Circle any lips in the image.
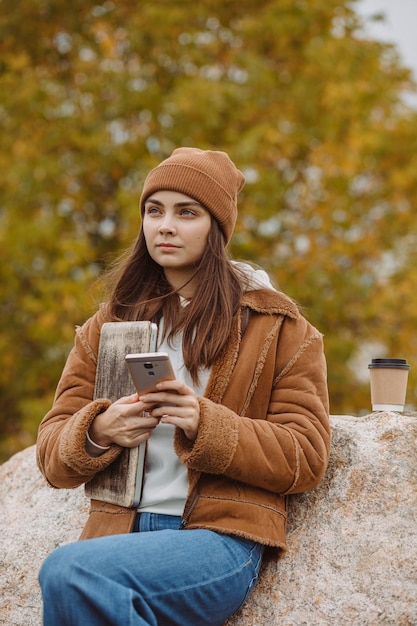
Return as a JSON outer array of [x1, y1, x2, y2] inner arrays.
[[157, 243, 179, 249]]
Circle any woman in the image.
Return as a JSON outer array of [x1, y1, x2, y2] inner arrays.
[[37, 147, 330, 626]]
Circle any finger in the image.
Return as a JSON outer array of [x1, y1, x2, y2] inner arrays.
[[155, 379, 194, 395], [159, 414, 199, 441], [122, 415, 160, 432], [140, 385, 194, 404], [140, 393, 180, 411], [113, 393, 139, 406], [112, 398, 149, 419]]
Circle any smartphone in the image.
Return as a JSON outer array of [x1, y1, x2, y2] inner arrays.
[[125, 352, 176, 396]]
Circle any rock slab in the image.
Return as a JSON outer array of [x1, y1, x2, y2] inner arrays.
[[1, 412, 416, 625]]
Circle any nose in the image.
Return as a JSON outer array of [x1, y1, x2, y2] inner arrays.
[[159, 217, 176, 235]]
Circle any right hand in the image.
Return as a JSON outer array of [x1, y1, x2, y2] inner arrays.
[[88, 393, 160, 448]]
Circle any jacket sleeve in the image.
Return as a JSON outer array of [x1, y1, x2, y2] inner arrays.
[[36, 311, 122, 489], [174, 314, 330, 496]]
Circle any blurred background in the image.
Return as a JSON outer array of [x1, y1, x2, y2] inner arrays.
[[2, 0, 417, 463]]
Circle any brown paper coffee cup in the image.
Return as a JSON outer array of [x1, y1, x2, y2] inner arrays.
[[368, 358, 410, 412]]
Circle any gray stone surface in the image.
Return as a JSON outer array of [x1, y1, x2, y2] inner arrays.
[[1, 412, 416, 625]]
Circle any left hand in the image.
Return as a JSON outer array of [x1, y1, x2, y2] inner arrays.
[[139, 379, 200, 441]]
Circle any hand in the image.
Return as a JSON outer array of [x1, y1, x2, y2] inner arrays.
[[140, 380, 201, 441], [89, 393, 160, 448]]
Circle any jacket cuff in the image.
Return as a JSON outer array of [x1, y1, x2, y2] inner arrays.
[[59, 399, 122, 475], [174, 397, 239, 473]]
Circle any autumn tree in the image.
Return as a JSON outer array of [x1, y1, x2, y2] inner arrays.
[[1, 0, 417, 460]]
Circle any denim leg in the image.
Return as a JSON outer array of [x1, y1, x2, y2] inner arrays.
[[132, 512, 183, 532], [39, 516, 264, 626]]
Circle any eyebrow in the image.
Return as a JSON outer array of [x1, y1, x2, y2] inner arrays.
[[145, 197, 204, 209]]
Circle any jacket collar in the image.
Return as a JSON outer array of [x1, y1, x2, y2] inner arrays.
[[241, 289, 300, 319]]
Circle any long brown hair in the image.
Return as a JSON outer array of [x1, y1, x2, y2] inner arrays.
[[103, 219, 245, 383]]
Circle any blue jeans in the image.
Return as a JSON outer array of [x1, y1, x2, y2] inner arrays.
[[39, 513, 264, 626]]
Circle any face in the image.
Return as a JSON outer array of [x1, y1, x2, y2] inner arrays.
[[142, 190, 212, 292]]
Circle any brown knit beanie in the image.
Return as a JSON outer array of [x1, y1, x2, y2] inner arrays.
[[140, 147, 245, 244]]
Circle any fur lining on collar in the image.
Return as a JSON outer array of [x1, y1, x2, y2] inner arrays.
[[241, 289, 300, 319]]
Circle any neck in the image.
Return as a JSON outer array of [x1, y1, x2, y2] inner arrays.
[[163, 269, 197, 299]]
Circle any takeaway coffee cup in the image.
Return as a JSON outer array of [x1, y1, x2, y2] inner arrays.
[[368, 358, 410, 412]]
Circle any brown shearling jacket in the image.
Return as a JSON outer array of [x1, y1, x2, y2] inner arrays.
[[36, 288, 330, 550]]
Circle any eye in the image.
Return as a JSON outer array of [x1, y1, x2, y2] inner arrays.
[[179, 208, 197, 217], [145, 205, 162, 215]]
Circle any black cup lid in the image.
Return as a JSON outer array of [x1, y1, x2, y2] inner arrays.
[[368, 358, 410, 370]]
